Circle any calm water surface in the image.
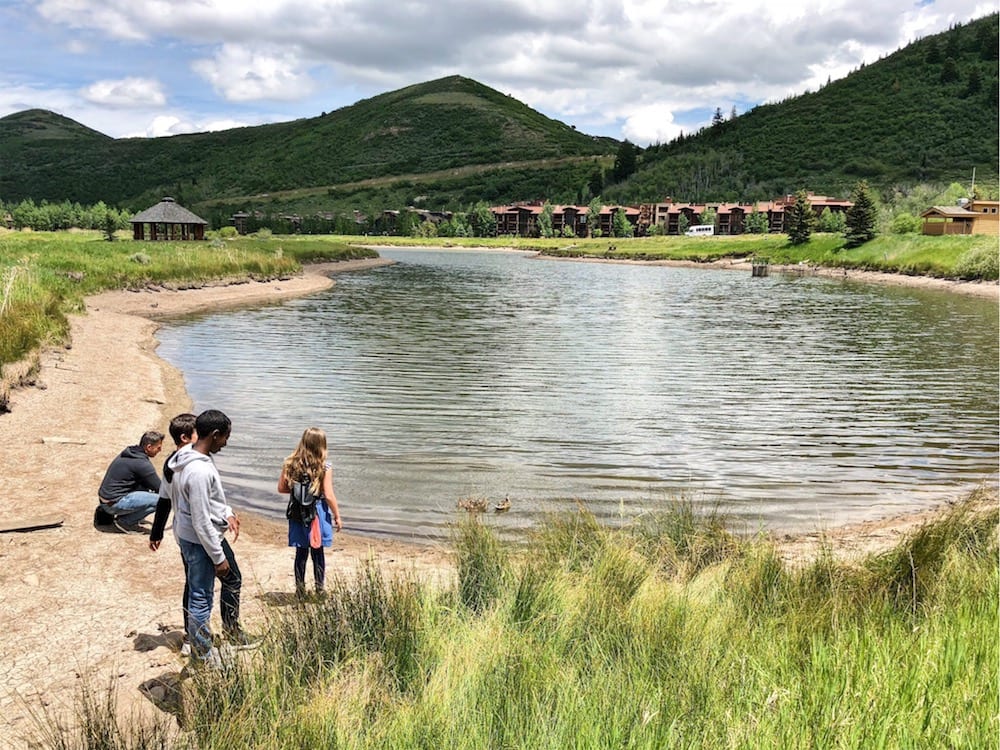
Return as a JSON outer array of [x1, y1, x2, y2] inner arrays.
[[155, 249, 999, 543]]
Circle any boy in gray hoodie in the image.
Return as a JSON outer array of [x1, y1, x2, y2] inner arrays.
[[166, 409, 251, 662]]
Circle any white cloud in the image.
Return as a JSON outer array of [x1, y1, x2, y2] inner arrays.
[[192, 44, 315, 102], [622, 104, 684, 146], [81, 77, 166, 108]]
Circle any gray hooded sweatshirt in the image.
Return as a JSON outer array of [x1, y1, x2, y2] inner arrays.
[[166, 445, 234, 565]]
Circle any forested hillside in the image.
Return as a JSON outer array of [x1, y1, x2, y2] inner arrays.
[[605, 13, 999, 204], [0, 76, 615, 212]]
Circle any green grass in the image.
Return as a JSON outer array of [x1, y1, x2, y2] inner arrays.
[[0, 230, 378, 370], [349, 231, 999, 280], [34, 491, 996, 748]]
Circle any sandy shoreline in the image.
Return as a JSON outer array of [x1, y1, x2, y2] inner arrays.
[[0, 252, 995, 744]]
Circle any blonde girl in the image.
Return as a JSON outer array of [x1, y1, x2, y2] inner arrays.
[[278, 427, 342, 597]]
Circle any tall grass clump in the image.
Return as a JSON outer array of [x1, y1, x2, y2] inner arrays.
[[630, 499, 741, 577], [453, 513, 510, 613], [528, 504, 605, 572], [269, 561, 426, 693], [0, 261, 68, 366], [863, 490, 999, 614]]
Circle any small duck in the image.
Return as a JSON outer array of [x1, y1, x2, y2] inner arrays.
[[457, 495, 489, 513], [493, 495, 511, 514]]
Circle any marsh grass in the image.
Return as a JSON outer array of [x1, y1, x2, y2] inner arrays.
[[38, 494, 997, 748], [0, 231, 377, 369]]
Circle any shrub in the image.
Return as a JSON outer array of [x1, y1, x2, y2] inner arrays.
[[890, 212, 922, 234], [953, 243, 999, 280]]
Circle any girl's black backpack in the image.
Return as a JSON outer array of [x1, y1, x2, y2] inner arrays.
[[286, 474, 319, 524]]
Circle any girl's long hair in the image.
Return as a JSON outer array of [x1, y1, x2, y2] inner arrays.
[[282, 427, 327, 495]]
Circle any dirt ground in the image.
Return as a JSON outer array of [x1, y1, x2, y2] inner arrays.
[[0, 255, 995, 746]]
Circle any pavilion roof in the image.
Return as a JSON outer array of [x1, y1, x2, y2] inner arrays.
[[131, 197, 208, 225]]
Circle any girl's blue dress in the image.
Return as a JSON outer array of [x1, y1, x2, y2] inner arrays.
[[287, 463, 334, 548]]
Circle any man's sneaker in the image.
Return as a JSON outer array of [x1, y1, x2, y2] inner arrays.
[[180, 646, 226, 677], [113, 519, 147, 535], [224, 628, 261, 651]]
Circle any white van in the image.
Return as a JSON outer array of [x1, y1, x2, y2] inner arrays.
[[685, 224, 715, 237]]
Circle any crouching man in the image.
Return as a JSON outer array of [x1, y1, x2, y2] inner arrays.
[[96, 431, 163, 533]]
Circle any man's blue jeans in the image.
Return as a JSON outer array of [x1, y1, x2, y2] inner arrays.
[[105, 490, 159, 526], [178, 541, 242, 639], [177, 537, 242, 657]]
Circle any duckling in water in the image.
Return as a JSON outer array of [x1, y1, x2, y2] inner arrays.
[[493, 495, 511, 513], [457, 495, 489, 513]]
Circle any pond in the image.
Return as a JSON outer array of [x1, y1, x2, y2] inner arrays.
[[155, 249, 999, 543]]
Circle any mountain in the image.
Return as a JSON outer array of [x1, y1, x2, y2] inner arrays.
[[1, 15, 997, 218], [0, 109, 110, 143], [0, 76, 617, 212], [606, 13, 999, 204]]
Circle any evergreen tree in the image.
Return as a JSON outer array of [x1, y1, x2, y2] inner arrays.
[[611, 207, 633, 238], [537, 202, 554, 238], [586, 197, 602, 238], [469, 202, 496, 237], [786, 190, 815, 245], [612, 141, 637, 182], [844, 180, 878, 247], [940, 57, 960, 83], [711, 107, 725, 128], [102, 210, 119, 241], [925, 39, 942, 64], [588, 168, 604, 197], [963, 67, 982, 96], [746, 208, 768, 234], [977, 23, 999, 60]]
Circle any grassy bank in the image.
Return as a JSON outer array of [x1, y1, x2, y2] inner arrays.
[[0, 230, 377, 372], [351, 232, 1000, 281], [37, 491, 997, 748]]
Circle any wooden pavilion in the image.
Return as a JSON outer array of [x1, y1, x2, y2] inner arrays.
[[130, 197, 208, 241]]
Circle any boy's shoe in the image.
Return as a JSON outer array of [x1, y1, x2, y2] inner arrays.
[[224, 628, 261, 651], [180, 646, 225, 678], [113, 519, 147, 535]]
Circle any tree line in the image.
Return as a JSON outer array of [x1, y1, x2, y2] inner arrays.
[[1, 198, 132, 235]]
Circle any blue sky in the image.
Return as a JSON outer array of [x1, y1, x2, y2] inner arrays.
[[0, 0, 994, 145]]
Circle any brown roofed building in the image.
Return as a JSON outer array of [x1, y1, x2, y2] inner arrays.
[[920, 201, 1000, 236], [130, 197, 209, 241]]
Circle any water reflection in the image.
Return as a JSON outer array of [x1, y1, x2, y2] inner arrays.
[[155, 249, 999, 542]]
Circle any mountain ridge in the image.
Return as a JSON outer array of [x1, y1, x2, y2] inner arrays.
[[1, 15, 997, 217]]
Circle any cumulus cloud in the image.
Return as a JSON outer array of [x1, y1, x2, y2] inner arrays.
[[622, 104, 684, 146], [192, 44, 315, 101], [81, 77, 166, 108]]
